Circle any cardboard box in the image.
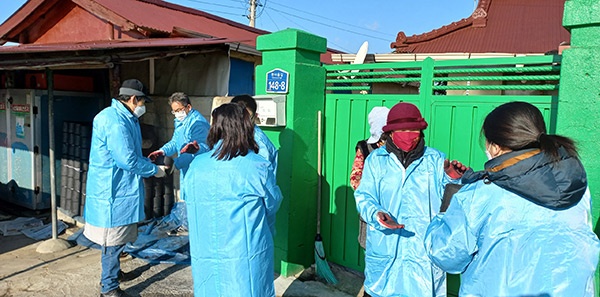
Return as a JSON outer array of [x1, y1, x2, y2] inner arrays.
[[26, 73, 94, 92]]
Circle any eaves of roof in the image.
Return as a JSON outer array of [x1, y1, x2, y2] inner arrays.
[[0, 37, 241, 53], [0, 37, 242, 70]]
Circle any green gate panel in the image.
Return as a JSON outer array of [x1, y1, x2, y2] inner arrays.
[[322, 93, 556, 273], [323, 94, 423, 271], [258, 28, 573, 293], [323, 56, 559, 296], [428, 96, 556, 170]]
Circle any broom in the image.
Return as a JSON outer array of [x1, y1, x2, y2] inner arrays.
[[314, 110, 338, 284]]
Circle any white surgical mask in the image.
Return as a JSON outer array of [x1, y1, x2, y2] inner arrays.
[[133, 105, 146, 118], [174, 110, 187, 122], [485, 150, 493, 160]]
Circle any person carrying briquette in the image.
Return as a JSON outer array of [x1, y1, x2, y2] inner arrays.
[[83, 79, 169, 297], [147, 92, 210, 188], [424, 101, 600, 296], [147, 92, 210, 235], [354, 102, 467, 297]]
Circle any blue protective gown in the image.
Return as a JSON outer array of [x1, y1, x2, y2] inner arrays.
[[425, 149, 600, 296], [159, 108, 209, 178], [254, 125, 278, 175], [183, 143, 283, 297], [85, 99, 157, 228], [354, 146, 455, 297]]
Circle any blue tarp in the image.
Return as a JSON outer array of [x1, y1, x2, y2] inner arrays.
[[69, 202, 190, 265], [22, 220, 68, 240]]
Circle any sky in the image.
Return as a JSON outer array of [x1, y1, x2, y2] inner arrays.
[[0, 0, 476, 54]]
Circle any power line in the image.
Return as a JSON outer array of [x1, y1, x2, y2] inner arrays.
[[182, 0, 247, 19], [256, 0, 266, 19], [179, 0, 391, 50], [196, 8, 246, 17], [266, 6, 391, 42], [183, 0, 393, 41], [264, 10, 280, 31], [264, 8, 352, 52], [185, 0, 247, 11], [268, 2, 395, 39]]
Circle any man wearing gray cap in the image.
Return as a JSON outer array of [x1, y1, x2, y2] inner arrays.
[[83, 79, 168, 297]]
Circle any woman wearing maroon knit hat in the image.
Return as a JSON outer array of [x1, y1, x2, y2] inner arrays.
[[354, 102, 467, 297]]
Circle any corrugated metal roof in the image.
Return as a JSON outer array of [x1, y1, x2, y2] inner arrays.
[[94, 0, 267, 47], [0, 0, 266, 47], [0, 37, 240, 53], [391, 0, 569, 54], [0, 0, 342, 64], [0, 37, 241, 69]]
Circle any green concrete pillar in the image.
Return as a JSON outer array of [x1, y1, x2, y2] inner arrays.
[[560, 0, 600, 293], [255, 29, 327, 276]]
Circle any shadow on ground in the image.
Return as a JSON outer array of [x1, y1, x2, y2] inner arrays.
[[279, 263, 365, 297], [0, 198, 52, 254]]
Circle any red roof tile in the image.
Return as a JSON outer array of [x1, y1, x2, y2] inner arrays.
[[391, 0, 570, 54]]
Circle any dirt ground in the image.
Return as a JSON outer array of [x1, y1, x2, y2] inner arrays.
[[0, 230, 194, 297], [0, 201, 364, 297]]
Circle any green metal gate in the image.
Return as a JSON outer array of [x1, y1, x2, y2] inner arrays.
[[321, 55, 561, 293]]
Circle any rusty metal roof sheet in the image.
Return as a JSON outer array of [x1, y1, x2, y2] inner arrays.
[[0, 0, 342, 64], [94, 0, 267, 46], [0, 0, 267, 47], [391, 0, 569, 54]]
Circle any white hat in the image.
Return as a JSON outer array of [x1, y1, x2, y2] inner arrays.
[[366, 106, 390, 144]]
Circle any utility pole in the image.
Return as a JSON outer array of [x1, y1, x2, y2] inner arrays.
[[249, 0, 256, 27]]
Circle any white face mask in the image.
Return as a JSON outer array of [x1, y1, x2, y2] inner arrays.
[[133, 105, 146, 118], [174, 110, 187, 122], [485, 150, 493, 160]]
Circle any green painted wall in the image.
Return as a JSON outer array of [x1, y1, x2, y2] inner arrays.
[[561, 0, 600, 294], [255, 29, 327, 276]]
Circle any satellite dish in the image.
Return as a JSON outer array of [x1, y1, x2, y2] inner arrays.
[[339, 41, 368, 79], [352, 41, 369, 65]]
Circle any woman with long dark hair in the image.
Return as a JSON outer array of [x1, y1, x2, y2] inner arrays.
[[183, 103, 283, 297], [425, 101, 600, 296]]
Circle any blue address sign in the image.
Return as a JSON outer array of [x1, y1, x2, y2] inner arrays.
[[266, 68, 289, 94]]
